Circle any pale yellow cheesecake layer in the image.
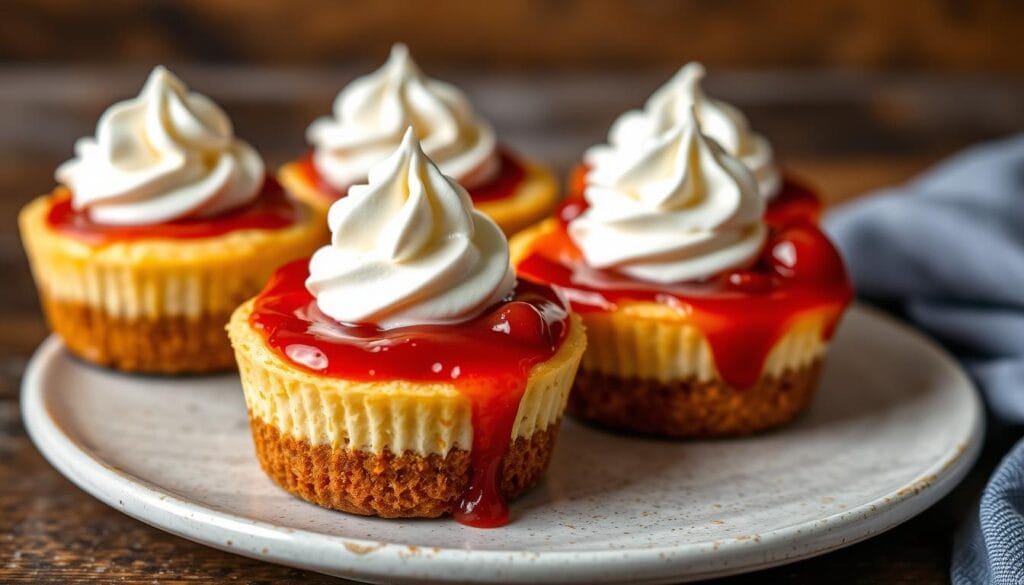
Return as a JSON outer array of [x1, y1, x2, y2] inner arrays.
[[228, 300, 586, 456], [19, 191, 327, 319], [578, 304, 828, 383], [278, 157, 561, 236], [511, 219, 831, 384]]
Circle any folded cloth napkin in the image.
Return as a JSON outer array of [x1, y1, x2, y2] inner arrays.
[[824, 134, 1024, 585]]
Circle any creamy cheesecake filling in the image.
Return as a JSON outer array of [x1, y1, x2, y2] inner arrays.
[[579, 305, 830, 383], [230, 303, 585, 456]]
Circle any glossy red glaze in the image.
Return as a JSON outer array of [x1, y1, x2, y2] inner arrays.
[[250, 260, 571, 528], [46, 177, 302, 245], [466, 150, 527, 202], [520, 170, 851, 389], [297, 148, 527, 204]]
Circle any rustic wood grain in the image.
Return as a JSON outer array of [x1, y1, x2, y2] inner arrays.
[[5, 0, 1024, 71], [2, 66, 1023, 583]]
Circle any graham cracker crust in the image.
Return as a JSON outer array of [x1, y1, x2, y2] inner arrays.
[[568, 360, 823, 438], [40, 293, 235, 374], [249, 416, 560, 519]]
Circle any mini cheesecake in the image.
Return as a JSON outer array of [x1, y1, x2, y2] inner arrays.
[[229, 262, 584, 522], [278, 44, 559, 236], [18, 67, 325, 373], [512, 103, 850, 438], [512, 218, 848, 437], [231, 130, 584, 526], [21, 181, 324, 373]]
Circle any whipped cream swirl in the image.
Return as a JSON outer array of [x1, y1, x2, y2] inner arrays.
[[306, 128, 515, 329], [569, 109, 767, 284], [56, 66, 265, 225], [586, 62, 780, 199], [307, 44, 499, 192]]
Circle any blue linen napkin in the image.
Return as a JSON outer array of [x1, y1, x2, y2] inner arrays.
[[823, 134, 1024, 585]]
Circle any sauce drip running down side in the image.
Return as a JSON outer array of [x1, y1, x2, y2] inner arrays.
[[298, 149, 527, 204], [250, 260, 571, 528], [46, 177, 302, 245], [518, 170, 849, 389]]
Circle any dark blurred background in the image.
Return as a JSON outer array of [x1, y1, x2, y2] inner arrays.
[[6, 0, 1024, 70], [4, 0, 1023, 193]]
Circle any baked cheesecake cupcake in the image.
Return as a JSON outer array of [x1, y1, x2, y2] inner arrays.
[[568, 62, 822, 227], [511, 109, 850, 438], [279, 44, 560, 236], [229, 129, 585, 526], [19, 66, 326, 373]]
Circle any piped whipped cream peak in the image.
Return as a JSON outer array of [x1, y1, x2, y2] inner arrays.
[[306, 128, 515, 329], [307, 43, 499, 192], [569, 108, 767, 284], [586, 62, 780, 199], [56, 66, 265, 226]]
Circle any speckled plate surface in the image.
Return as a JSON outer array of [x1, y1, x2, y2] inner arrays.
[[22, 304, 983, 584]]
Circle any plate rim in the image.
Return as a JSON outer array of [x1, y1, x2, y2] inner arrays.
[[21, 304, 985, 584]]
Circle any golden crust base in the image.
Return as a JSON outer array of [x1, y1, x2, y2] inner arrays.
[[41, 292, 235, 373], [250, 416, 560, 518], [568, 361, 823, 438]]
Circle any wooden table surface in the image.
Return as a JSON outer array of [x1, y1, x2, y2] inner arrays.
[[2, 66, 1022, 584]]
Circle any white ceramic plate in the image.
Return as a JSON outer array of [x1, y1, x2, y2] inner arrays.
[[22, 304, 983, 585]]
